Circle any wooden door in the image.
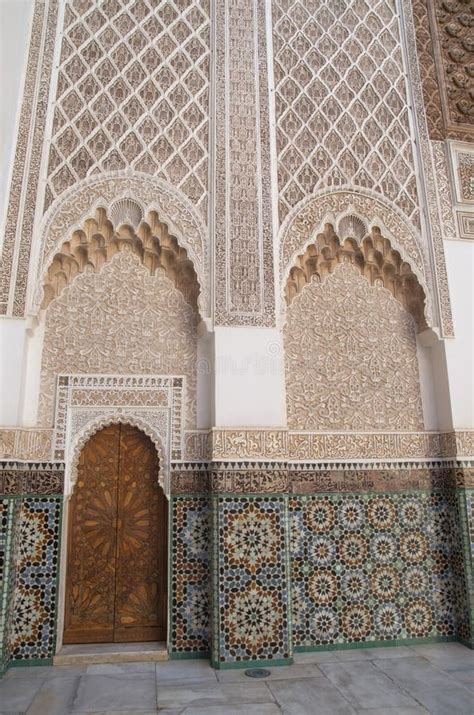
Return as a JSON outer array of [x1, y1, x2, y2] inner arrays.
[[63, 424, 167, 644]]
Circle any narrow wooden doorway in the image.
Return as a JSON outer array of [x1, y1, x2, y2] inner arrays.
[[63, 424, 167, 644]]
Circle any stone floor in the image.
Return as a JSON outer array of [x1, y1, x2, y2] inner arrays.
[[0, 642, 473, 714]]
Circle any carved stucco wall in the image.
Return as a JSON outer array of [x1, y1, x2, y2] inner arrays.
[[412, 0, 473, 141], [272, 0, 421, 225], [284, 262, 424, 432], [38, 251, 198, 428], [46, 0, 210, 216]]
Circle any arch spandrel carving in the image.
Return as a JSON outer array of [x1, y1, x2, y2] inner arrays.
[[285, 224, 428, 332], [284, 262, 424, 433], [278, 189, 434, 328], [38, 252, 198, 430], [41, 206, 201, 312], [31, 172, 210, 317]]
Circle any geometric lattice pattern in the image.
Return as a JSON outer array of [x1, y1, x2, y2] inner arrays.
[[290, 492, 469, 648], [170, 497, 210, 653], [0, 499, 13, 673], [46, 0, 210, 216], [213, 497, 291, 665], [272, 1, 420, 224], [8, 498, 61, 661]]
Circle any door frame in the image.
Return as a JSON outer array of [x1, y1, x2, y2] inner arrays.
[[56, 420, 170, 652]]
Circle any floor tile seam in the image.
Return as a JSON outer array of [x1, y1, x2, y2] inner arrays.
[[418, 656, 474, 694], [267, 675, 358, 714], [26, 673, 81, 715], [261, 681, 284, 712], [370, 658, 439, 711], [64, 672, 81, 715], [320, 663, 422, 712], [0, 675, 47, 713]]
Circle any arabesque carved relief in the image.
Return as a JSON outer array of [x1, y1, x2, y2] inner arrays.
[[41, 204, 200, 310], [38, 252, 198, 429], [412, 0, 473, 139], [213, 0, 274, 326], [272, 0, 421, 224], [284, 263, 424, 432], [36, 173, 209, 317], [285, 222, 427, 331]]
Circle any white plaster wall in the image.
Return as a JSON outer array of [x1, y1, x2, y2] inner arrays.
[[213, 327, 287, 427], [196, 328, 214, 428], [0, 318, 27, 426], [0, 0, 33, 234], [20, 319, 45, 426], [444, 241, 474, 429], [416, 338, 439, 431]]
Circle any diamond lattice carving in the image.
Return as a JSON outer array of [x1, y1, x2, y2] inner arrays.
[[272, 1, 420, 225], [46, 0, 210, 217]]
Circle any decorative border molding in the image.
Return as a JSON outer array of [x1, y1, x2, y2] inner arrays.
[[209, 429, 474, 462], [213, 0, 275, 326], [32, 172, 210, 317], [0, 462, 64, 496], [399, 0, 454, 336], [169, 460, 474, 494], [0, 430, 53, 462], [2, 426, 473, 465], [52, 374, 184, 496], [2, 458, 472, 497], [448, 141, 474, 241], [0, 0, 59, 316]]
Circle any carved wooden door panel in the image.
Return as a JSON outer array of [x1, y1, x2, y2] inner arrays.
[[114, 424, 167, 642], [63, 424, 167, 644], [63, 425, 120, 643]]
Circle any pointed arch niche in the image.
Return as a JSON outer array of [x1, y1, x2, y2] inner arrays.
[[37, 248, 199, 431], [282, 218, 442, 432], [40, 199, 201, 312]]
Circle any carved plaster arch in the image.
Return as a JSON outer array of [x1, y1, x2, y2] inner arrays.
[[285, 225, 428, 332], [39, 206, 201, 312], [278, 188, 434, 328], [29, 171, 210, 317], [66, 414, 169, 499]]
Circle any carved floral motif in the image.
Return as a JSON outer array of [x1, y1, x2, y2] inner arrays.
[[38, 252, 198, 430], [284, 263, 423, 431]]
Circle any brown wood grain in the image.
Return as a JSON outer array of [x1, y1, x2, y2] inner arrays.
[[63, 424, 166, 644]]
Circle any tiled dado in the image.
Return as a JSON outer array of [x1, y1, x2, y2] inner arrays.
[[170, 496, 210, 655], [0, 497, 62, 673], [290, 492, 470, 648], [2, 462, 473, 671], [211, 496, 291, 667], [0, 464, 63, 673]]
